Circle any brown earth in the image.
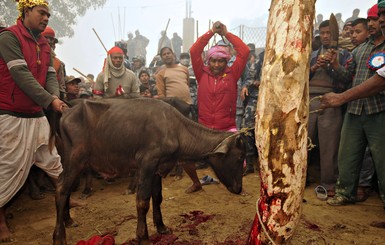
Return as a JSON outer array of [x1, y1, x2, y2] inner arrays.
[[4, 168, 385, 245]]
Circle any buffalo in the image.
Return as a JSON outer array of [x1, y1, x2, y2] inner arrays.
[[53, 98, 248, 244]]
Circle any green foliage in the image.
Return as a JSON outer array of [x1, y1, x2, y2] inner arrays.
[[0, 0, 107, 38]]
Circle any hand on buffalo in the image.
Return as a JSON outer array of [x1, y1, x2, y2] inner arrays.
[[319, 92, 346, 109], [50, 98, 68, 113]]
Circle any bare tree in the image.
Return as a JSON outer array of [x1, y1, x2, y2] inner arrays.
[[248, 0, 315, 244]]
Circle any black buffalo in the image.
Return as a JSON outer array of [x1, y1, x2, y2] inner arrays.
[[53, 98, 247, 244]]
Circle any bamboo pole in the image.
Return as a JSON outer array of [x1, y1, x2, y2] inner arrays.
[[73, 68, 94, 83], [248, 0, 315, 244], [92, 28, 108, 53]]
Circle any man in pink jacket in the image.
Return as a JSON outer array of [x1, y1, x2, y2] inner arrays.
[[190, 21, 249, 131]]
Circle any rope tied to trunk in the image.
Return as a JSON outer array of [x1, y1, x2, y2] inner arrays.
[[309, 95, 323, 114], [256, 197, 277, 245]]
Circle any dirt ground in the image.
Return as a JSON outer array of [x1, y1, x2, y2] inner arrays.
[[4, 168, 385, 245]]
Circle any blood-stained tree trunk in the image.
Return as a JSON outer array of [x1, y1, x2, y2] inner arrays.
[[248, 0, 315, 244]]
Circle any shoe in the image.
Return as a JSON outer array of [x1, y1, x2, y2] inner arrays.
[[326, 195, 353, 206], [243, 167, 255, 176], [314, 185, 328, 201], [199, 175, 219, 185]]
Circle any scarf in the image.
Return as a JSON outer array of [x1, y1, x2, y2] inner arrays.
[[103, 55, 126, 92]]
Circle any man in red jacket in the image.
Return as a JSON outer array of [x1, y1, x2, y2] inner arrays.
[[190, 21, 249, 131], [0, 0, 70, 242]]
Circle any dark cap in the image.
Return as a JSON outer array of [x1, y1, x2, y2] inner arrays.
[[79, 90, 93, 98]]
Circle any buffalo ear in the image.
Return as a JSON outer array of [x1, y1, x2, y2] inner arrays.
[[212, 136, 234, 154], [236, 134, 245, 149]]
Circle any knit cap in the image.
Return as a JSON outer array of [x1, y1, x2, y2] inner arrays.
[[368, 4, 378, 18]]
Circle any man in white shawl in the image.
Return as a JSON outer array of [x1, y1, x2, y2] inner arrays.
[[93, 46, 139, 97]]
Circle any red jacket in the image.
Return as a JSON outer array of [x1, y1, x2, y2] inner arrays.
[[190, 31, 249, 131], [0, 20, 51, 114]]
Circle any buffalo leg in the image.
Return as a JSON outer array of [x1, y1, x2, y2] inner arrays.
[[152, 174, 170, 234], [135, 169, 154, 243], [53, 167, 82, 245], [81, 168, 93, 199], [126, 170, 137, 195]]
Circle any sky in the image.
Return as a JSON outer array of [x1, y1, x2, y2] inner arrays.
[[55, 0, 377, 78]]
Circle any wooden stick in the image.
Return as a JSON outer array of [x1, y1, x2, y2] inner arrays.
[[73, 68, 94, 83], [158, 18, 171, 54], [196, 20, 199, 42], [92, 28, 108, 53]]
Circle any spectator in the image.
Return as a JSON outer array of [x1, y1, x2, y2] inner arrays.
[[125, 32, 135, 61], [240, 51, 262, 176], [132, 55, 147, 79], [158, 30, 171, 54], [156, 47, 200, 193], [41, 26, 66, 99], [190, 21, 249, 131], [325, 4, 385, 206], [335, 13, 345, 32], [138, 69, 157, 97], [339, 21, 355, 51], [315, 14, 324, 33], [133, 30, 149, 58], [64, 76, 81, 101], [171, 32, 183, 61], [308, 19, 351, 198], [179, 52, 198, 121], [345, 8, 361, 23], [93, 46, 139, 98], [350, 18, 369, 47]]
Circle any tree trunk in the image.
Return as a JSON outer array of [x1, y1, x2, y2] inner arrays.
[[248, 0, 315, 244]]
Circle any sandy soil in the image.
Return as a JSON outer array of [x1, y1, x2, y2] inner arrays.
[[4, 168, 385, 245]]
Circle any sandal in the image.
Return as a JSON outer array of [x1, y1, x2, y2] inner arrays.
[[314, 185, 328, 201], [356, 186, 371, 202]]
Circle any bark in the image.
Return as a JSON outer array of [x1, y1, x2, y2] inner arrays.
[[248, 0, 315, 244]]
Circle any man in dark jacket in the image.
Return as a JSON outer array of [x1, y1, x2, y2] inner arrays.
[[308, 19, 351, 197]]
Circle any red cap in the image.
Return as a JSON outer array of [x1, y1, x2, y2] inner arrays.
[[108, 46, 124, 55], [42, 26, 55, 38], [368, 4, 378, 19], [42, 26, 58, 43]]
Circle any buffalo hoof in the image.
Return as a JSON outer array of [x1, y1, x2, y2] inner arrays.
[[138, 240, 151, 245], [157, 225, 171, 235], [125, 189, 136, 195], [80, 189, 93, 199], [65, 218, 79, 228], [29, 191, 45, 200]]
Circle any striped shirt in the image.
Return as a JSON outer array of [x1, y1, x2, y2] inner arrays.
[[332, 38, 385, 115]]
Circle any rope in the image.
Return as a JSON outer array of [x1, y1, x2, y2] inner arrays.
[[256, 198, 277, 245], [309, 95, 323, 114], [307, 137, 316, 151]]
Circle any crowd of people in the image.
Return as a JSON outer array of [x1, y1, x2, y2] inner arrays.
[[1, 0, 385, 242], [310, 2, 385, 210]]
